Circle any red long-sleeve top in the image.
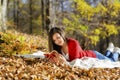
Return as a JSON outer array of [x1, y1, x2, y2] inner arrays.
[[67, 38, 96, 61]]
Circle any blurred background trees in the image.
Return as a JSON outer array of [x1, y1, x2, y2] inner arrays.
[[0, 0, 120, 53], [62, 0, 120, 52]]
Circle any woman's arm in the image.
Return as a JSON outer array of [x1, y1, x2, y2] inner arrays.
[[44, 50, 68, 65], [68, 39, 83, 61]]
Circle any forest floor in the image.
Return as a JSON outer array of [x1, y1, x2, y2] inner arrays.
[[0, 55, 120, 80], [0, 30, 120, 80]]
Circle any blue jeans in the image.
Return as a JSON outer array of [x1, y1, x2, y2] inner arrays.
[[93, 50, 119, 62], [105, 50, 119, 62]]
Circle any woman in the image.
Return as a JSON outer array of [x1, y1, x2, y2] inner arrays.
[[48, 27, 120, 62]]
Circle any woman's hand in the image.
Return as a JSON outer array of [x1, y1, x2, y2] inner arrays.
[[44, 50, 68, 65]]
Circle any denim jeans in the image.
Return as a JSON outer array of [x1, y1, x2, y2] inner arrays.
[[93, 50, 119, 62], [105, 50, 119, 62]]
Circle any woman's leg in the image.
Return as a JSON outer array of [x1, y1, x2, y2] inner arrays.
[[112, 47, 120, 61], [105, 50, 119, 61], [105, 42, 114, 57], [105, 50, 112, 57], [93, 50, 114, 62], [112, 52, 119, 61]]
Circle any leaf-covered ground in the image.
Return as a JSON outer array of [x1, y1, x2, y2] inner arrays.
[[0, 30, 120, 80], [0, 55, 120, 80]]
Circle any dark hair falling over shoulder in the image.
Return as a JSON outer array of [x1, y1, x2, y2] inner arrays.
[[48, 27, 67, 53]]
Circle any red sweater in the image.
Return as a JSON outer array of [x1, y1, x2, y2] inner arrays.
[[67, 38, 96, 61]]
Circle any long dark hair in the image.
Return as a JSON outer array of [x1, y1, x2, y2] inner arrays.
[[48, 27, 66, 53]]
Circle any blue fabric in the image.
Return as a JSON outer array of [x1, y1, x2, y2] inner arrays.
[[105, 50, 119, 61], [105, 50, 112, 57], [112, 52, 119, 61], [93, 50, 113, 61]]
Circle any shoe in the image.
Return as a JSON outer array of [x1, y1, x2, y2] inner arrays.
[[113, 47, 120, 54], [106, 42, 114, 52]]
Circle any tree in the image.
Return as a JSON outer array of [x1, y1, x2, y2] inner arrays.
[[13, 0, 19, 28], [63, 0, 120, 50], [29, 0, 32, 34], [41, 0, 50, 34], [41, 0, 45, 34], [0, 0, 2, 31], [45, 0, 50, 32], [0, 0, 8, 32]]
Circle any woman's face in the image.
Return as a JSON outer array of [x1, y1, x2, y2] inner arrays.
[[52, 33, 65, 46]]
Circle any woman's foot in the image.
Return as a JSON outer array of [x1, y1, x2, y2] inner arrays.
[[113, 47, 120, 54], [111, 47, 120, 61], [106, 42, 114, 52]]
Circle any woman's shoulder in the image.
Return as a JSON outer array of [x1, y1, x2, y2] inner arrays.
[[67, 38, 78, 43], [67, 38, 80, 48]]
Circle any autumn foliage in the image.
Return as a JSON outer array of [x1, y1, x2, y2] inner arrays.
[[0, 30, 48, 55], [63, 0, 120, 46]]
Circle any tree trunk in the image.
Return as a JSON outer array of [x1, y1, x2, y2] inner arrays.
[[0, 0, 2, 31], [13, 0, 16, 27], [16, 0, 19, 28], [29, 0, 32, 34], [13, 0, 19, 29], [0, 0, 8, 32], [45, 0, 50, 33], [41, 0, 45, 35]]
